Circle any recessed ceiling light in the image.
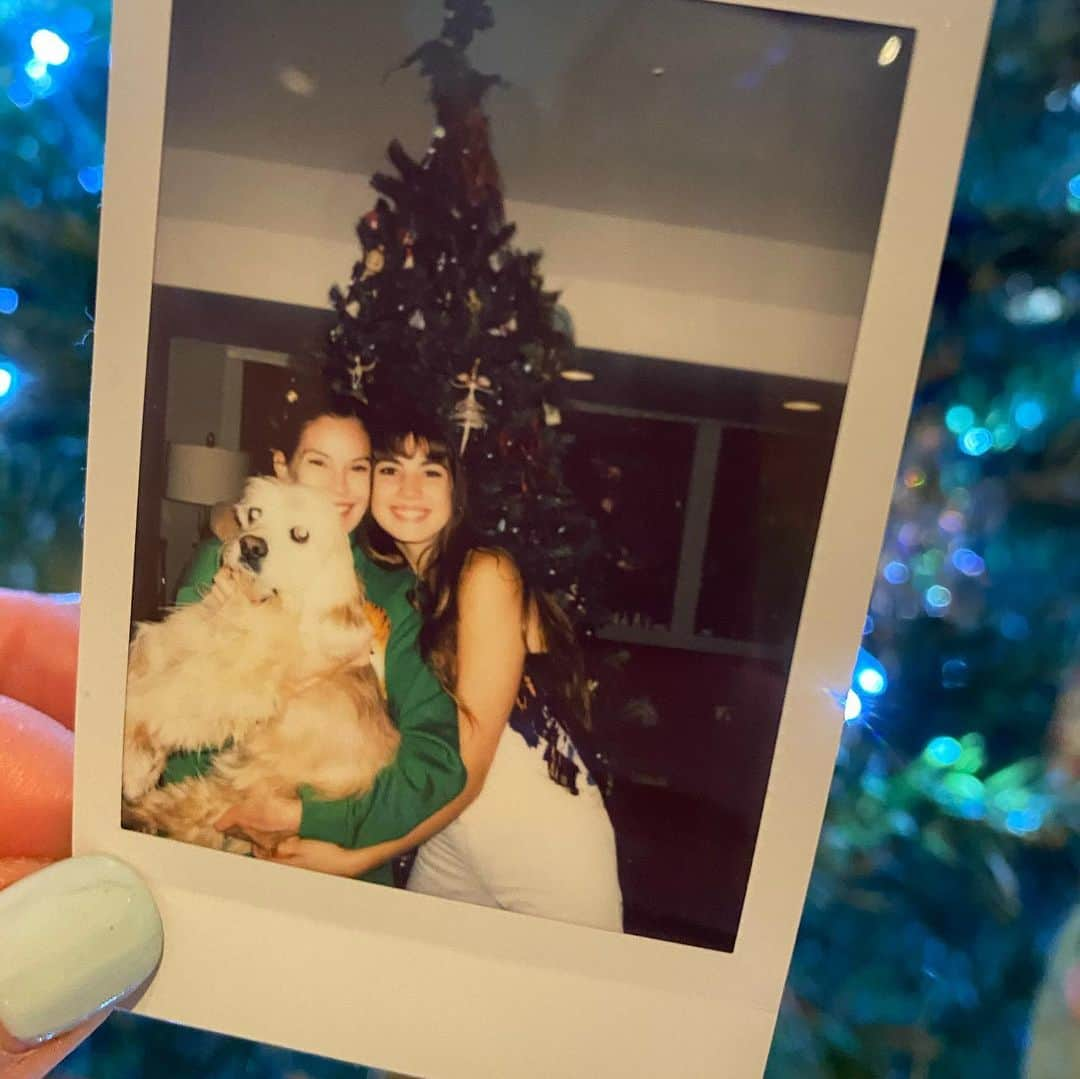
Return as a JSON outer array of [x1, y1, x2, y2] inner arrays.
[[651, 66, 665, 77], [279, 65, 317, 97], [783, 400, 822, 413], [560, 369, 595, 382], [878, 35, 902, 66]]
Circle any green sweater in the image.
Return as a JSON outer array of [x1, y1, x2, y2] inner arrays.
[[166, 539, 466, 884]]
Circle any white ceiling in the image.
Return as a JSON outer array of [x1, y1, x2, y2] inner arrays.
[[162, 0, 911, 252]]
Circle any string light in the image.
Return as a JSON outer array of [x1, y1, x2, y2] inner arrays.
[[0, 360, 17, 401], [843, 689, 863, 722], [30, 28, 70, 66]]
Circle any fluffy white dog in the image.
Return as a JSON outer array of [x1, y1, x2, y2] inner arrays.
[[122, 476, 398, 851]]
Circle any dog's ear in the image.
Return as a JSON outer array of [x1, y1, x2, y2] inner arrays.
[[210, 501, 242, 542], [315, 598, 375, 667]]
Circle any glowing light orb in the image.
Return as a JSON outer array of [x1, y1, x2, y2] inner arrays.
[[944, 404, 975, 433], [843, 690, 862, 722], [941, 658, 969, 688], [960, 427, 992, 456], [1005, 807, 1043, 836], [1005, 286, 1065, 325], [0, 288, 19, 315], [31, 29, 70, 66], [854, 648, 887, 696], [883, 560, 909, 584], [992, 424, 1018, 450], [1045, 88, 1068, 112], [1014, 397, 1046, 430], [857, 668, 885, 695], [938, 510, 964, 534], [925, 584, 952, 610], [8, 84, 34, 109], [77, 165, 103, 194], [924, 736, 962, 767], [0, 363, 15, 399], [951, 548, 985, 576]]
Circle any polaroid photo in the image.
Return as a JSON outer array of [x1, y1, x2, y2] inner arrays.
[[75, 1, 992, 1075]]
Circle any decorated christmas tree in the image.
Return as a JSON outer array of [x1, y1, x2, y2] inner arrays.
[[323, 0, 598, 622]]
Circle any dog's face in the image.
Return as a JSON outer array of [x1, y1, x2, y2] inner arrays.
[[221, 477, 357, 614]]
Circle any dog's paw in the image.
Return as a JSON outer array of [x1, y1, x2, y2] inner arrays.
[[122, 743, 165, 802]]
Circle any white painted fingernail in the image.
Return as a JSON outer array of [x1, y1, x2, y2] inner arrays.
[[0, 855, 162, 1045]]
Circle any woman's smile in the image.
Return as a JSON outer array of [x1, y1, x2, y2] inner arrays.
[[389, 504, 431, 523]]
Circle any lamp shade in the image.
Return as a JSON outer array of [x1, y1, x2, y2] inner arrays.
[[165, 442, 250, 506]]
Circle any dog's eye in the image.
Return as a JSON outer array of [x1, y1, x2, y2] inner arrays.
[[247, 507, 262, 525], [290, 527, 310, 544]]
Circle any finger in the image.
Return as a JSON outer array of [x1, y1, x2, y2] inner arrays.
[[0, 697, 72, 860], [0, 1006, 113, 1079], [0, 591, 79, 730], [0, 859, 53, 891], [0, 857, 162, 1073]]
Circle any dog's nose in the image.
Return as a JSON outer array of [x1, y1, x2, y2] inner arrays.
[[239, 534, 268, 568]]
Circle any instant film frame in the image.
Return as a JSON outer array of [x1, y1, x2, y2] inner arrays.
[[76, 1, 992, 1075]]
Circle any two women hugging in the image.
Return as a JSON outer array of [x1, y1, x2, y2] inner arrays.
[[164, 377, 623, 932]]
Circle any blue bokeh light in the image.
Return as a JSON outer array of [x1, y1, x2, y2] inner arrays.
[[0, 288, 19, 315], [951, 548, 986, 576], [1005, 807, 1043, 835], [884, 560, 910, 584], [77, 165, 103, 194], [941, 658, 969, 688], [960, 427, 993, 456], [925, 736, 962, 767], [1005, 286, 1065, 325], [1069, 173, 1080, 199], [855, 648, 888, 696], [31, 28, 71, 66], [945, 404, 975, 433], [1014, 397, 1046, 430], [926, 584, 952, 610], [8, 83, 34, 110]]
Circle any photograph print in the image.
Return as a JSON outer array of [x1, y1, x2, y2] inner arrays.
[[120, 0, 912, 953]]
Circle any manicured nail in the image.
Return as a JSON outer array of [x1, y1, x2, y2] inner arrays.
[[0, 855, 162, 1046]]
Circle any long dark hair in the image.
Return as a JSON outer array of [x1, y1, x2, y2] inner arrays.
[[360, 408, 591, 729]]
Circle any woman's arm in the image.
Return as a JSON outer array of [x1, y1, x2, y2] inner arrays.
[[173, 538, 223, 607], [258, 551, 527, 876]]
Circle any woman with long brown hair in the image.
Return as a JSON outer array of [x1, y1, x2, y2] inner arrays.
[[246, 406, 623, 930]]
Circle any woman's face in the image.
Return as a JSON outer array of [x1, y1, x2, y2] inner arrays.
[[272, 415, 371, 534], [370, 435, 453, 567]]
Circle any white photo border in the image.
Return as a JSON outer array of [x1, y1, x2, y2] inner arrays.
[[76, 2, 992, 1075]]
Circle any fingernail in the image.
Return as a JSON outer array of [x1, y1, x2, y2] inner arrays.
[[0, 855, 162, 1046]]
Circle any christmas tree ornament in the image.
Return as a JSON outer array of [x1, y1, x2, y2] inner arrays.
[[451, 359, 493, 453], [347, 354, 377, 398], [361, 246, 385, 279]]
